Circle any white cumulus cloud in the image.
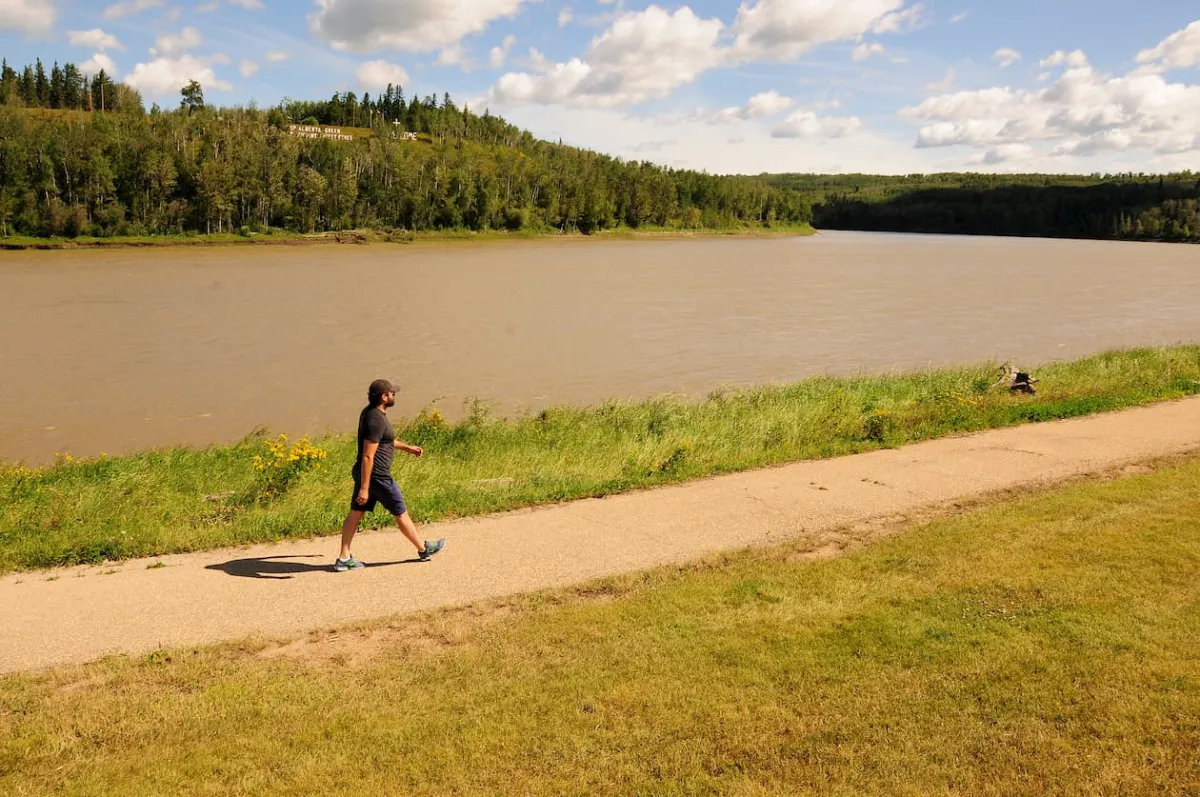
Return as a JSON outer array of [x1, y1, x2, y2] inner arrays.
[[81, 52, 119, 77], [1051, 130, 1137, 158], [266, 50, 289, 62], [729, 0, 919, 62], [491, 0, 925, 111], [1040, 49, 1088, 69], [852, 42, 885, 62], [709, 89, 793, 123], [310, 0, 532, 54], [901, 26, 1200, 161], [771, 109, 862, 138], [743, 89, 794, 118], [993, 48, 1021, 68], [0, 0, 56, 34], [68, 28, 125, 51], [435, 44, 467, 68], [124, 55, 232, 97], [1136, 19, 1200, 72], [490, 5, 723, 108], [102, 0, 163, 20], [239, 59, 259, 77], [490, 35, 516, 68], [558, 8, 572, 27], [151, 27, 203, 58], [355, 59, 411, 89], [871, 2, 923, 34]]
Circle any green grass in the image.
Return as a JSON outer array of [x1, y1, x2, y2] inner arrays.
[[0, 223, 816, 250], [1, 453, 1197, 794], [2, 344, 1199, 574]]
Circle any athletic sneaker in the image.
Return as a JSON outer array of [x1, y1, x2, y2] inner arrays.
[[418, 539, 446, 561], [334, 555, 365, 572]]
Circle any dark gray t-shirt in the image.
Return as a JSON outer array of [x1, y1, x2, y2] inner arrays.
[[353, 406, 395, 482]]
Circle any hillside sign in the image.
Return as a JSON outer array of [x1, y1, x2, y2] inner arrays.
[[287, 124, 354, 141]]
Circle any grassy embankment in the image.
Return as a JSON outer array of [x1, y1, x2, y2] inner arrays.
[[2, 345, 1198, 574], [1, 451, 1197, 793], [0, 223, 817, 250]]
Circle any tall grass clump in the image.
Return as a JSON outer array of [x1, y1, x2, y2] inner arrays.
[[1, 345, 1198, 573]]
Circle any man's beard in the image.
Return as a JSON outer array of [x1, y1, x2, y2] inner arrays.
[[384, 397, 396, 408]]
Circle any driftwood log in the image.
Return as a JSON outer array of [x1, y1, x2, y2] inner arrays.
[[995, 362, 1039, 394]]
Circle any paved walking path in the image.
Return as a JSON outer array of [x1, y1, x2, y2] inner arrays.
[[3, 396, 1199, 675]]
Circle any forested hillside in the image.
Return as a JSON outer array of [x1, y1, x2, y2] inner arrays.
[[0, 57, 811, 239], [767, 172, 1200, 242], [3, 55, 1195, 244]]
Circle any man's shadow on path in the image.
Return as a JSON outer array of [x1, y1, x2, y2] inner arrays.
[[205, 554, 421, 580]]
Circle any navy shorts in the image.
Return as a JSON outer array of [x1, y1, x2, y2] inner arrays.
[[351, 477, 407, 516]]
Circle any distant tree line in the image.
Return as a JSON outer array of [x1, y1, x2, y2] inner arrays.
[[0, 56, 812, 238], [9, 53, 1192, 244], [0, 57, 133, 113], [767, 172, 1200, 243]]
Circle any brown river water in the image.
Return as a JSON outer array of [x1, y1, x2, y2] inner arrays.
[[2, 231, 1197, 463]]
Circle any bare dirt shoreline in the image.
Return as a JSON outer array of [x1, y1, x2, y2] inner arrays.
[[0, 225, 817, 251], [2, 395, 1198, 675]]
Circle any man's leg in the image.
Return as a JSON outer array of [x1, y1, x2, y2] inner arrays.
[[376, 479, 420, 550], [393, 510, 424, 551], [339, 509, 365, 561], [394, 512, 446, 560], [380, 480, 444, 559]]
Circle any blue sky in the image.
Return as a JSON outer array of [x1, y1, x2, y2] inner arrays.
[[2, 0, 1198, 174]]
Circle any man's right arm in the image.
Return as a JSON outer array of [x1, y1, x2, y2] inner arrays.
[[360, 440, 378, 484]]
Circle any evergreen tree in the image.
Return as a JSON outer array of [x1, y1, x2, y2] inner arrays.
[[91, 69, 113, 111], [49, 62, 64, 109], [34, 58, 48, 106], [1, 59, 16, 104], [382, 84, 394, 119], [20, 65, 34, 105], [62, 63, 83, 109]]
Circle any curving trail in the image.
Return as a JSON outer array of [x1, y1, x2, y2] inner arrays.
[[2, 396, 1199, 675]]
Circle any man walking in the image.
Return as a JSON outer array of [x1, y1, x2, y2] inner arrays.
[[336, 378, 445, 572]]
